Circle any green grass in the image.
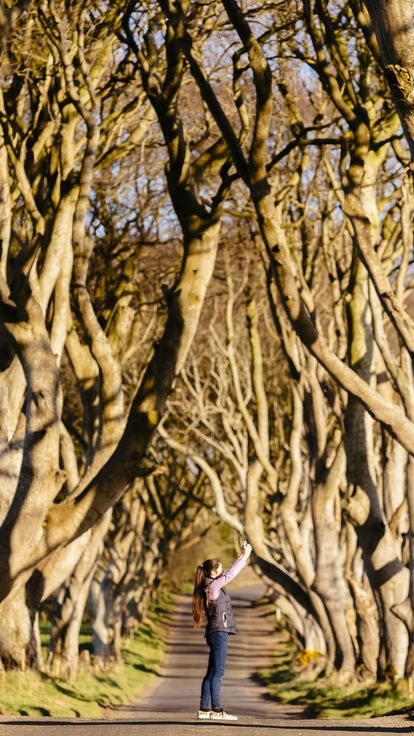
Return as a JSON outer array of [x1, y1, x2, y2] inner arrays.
[[180, 581, 194, 595], [257, 634, 414, 719], [0, 595, 172, 717]]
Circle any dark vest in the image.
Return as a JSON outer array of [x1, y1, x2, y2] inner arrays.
[[204, 581, 238, 635]]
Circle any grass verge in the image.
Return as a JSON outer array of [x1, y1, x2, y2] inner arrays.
[[0, 594, 173, 717], [256, 632, 414, 718]]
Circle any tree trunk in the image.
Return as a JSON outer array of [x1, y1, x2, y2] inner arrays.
[[47, 512, 111, 679], [347, 574, 380, 680], [89, 570, 114, 667], [344, 256, 409, 677], [312, 442, 357, 682], [279, 384, 338, 676], [271, 588, 326, 676], [364, 0, 414, 160], [0, 587, 32, 668]]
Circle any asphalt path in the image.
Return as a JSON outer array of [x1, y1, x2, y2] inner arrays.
[[0, 581, 412, 735]]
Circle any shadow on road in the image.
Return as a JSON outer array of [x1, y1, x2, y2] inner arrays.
[[1, 720, 411, 733]]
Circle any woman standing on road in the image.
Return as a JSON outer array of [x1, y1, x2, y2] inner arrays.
[[192, 541, 253, 721]]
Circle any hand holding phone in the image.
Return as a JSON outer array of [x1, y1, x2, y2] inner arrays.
[[241, 539, 253, 557]]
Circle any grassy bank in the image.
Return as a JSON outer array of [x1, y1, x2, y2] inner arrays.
[[257, 631, 414, 719], [0, 596, 172, 717]]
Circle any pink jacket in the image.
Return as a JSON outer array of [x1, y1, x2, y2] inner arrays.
[[206, 554, 247, 602]]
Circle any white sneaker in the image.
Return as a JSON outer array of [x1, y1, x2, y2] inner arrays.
[[210, 709, 238, 721], [197, 710, 211, 719]]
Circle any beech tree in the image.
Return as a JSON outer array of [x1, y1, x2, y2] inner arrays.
[[0, 0, 232, 666]]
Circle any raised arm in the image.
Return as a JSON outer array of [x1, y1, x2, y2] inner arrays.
[[207, 543, 252, 601]]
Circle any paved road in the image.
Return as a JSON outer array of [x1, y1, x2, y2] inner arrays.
[[0, 582, 412, 734]]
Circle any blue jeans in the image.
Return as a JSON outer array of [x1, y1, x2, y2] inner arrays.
[[200, 631, 228, 710]]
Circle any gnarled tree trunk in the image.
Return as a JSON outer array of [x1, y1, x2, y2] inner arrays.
[[47, 512, 112, 679]]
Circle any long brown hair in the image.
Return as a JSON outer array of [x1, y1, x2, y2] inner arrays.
[[192, 559, 221, 628]]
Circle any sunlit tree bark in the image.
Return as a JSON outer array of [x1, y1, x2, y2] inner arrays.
[[364, 0, 414, 159]]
